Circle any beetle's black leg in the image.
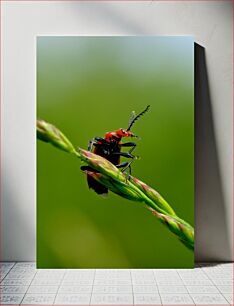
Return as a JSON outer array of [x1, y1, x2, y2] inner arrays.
[[88, 139, 98, 151], [122, 159, 135, 181], [116, 161, 129, 169], [88, 139, 94, 151], [120, 142, 137, 154], [122, 158, 135, 173], [112, 152, 134, 158], [116, 161, 132, 181], [114, 143, 138, 178], [116, 157, 135, 178], [128, 165, 132, 176]]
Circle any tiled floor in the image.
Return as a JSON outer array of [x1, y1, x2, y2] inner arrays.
[[0, 262, 233, 305]]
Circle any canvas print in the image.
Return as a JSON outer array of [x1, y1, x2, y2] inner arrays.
[[37, 36, 194, 268]]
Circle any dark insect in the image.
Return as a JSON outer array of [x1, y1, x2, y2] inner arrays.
[[81, 105, 150, 195]]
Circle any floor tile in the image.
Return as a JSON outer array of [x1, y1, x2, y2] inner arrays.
[[132, 279, 156, 285], [66, 268, 94, 274], [61, 279, 93, 285], [91, 294, 133, 305], [212, 279, 233, 285], [190, 293, 229, 305], [132, 273, 154, 278], [27, 285, 59, 294], [158, 285, 187, 294], [4, 273, 35, 280], [92, 285, 132, 294], [216, 284, 233, 293], [134, 294, 161, 305], [0, 285, 28, 294], [133, 285, 158, 293], [0, 279, 32, 286], [160, 294, 194, 305], [10, 267, 36, 273], [181, 279, 213, 285], [223, 293, 233, 304], [186, 285, 219, 293], [0, 268, 13, 275], [94, 276, 131, 281], [31, 278, 61, 286], [96, 272, 130, 278], [94, 279, 132, 285], [58, 285, 92, 294], [64, 275, 94, 280], [96, 269, 130, 275], [155, 274, 181, 280], [0, 294, 24, 305], [0, 262, 15, 269], [36, 272, 64, 280], [137, 270, 155, 274], [36, 269, 65, 274], [21, 293, 56, 305], [156, 279, 184, 285], [155, 269, 178, 275], [207, 274, 233, 280], [54, 294, 90, 305], [14, 262, 36, 268], [0, 272, 9, 281]]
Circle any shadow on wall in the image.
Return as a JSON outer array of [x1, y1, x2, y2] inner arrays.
[[195, 43, 231, 262]]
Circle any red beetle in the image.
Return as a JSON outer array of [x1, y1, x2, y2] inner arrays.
[[81, 105, 150, 195]]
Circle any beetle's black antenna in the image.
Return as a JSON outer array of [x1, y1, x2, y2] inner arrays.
[[127, 105, 150, 131]]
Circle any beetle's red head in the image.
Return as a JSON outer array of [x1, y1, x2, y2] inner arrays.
[[116, 128, 135, 138], [105, 128, 135, 141]]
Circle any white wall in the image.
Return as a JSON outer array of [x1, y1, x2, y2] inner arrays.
[[1, 1, 233, 262]]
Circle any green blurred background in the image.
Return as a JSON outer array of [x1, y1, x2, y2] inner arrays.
[[37, 36, 194, 268]]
